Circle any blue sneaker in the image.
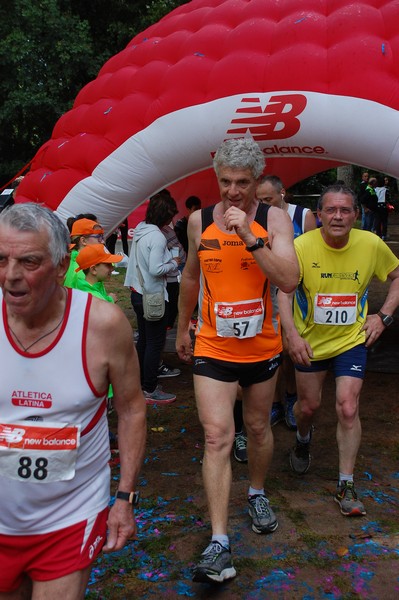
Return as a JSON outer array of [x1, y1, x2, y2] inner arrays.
[[270, 401, 284, 427], [284, 393, 297, 430]]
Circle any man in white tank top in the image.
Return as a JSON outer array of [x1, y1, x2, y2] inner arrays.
[[0, 204, 146, 600]]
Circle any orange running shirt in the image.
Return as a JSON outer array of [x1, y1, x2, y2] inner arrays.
[[194, 204, 282, 363]]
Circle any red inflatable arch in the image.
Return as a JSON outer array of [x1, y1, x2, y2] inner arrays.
[[16, 0, 399, 233]]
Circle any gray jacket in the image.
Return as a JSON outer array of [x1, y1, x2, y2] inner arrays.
[[124, 221, 178, 299]]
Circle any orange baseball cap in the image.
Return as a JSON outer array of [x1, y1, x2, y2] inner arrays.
[[70, 218, 104, 237], [75, 244, 123, 271]]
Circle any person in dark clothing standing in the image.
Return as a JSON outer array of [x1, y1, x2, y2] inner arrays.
[[174, 196, 201, 254], [361, 176, 378, 232]]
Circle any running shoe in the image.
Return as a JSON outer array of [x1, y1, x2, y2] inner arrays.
[[289, 430, 312, 474], [192, 541, 236, 583], [157, 362, 181, 378], [248, 494, 278, 534], [334, 481, 366, 517], [144, 385, 176, 404], [233, 432, 248, 463], [270, 401, 284, 427], [284, 393, 297, 430]]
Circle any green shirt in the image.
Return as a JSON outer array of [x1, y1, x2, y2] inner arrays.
[[75, 278, 114, 303], [64, 249, 85, 288]]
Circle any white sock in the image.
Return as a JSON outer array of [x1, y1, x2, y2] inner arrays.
[[339, 473, 353, 486], [297, 431, 311, 444], [248, 486, 264, 497], [211, 534, 230, 548]]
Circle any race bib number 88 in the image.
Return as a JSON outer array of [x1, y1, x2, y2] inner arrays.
[[0, 420, 81, 483], [314, 293, 357, 325], [215, 298, 264, 338]]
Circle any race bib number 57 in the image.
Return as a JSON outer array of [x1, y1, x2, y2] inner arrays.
[[0, 420, 81, 483], [215, 298, 264, 338], [314, 293, 357, 325]]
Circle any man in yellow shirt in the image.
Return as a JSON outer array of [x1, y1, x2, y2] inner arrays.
[[278, 184, 399, 517]]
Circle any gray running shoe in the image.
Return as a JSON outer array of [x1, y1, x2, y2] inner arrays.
[[157, 362, 181, 378], [192, 541, 236, 583], [248, 494, 278, 534], [334, 481, 366, 517], [144, 385, 176, 404], [289, 430, 312, 474], [233, 432, 248, 463]]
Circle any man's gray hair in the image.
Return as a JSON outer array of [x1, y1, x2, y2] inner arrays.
[[213, 138, 265, 179], [317, 185, 358, 211], [0, 203, 70, 265]]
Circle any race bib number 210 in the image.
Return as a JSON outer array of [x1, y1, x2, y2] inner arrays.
[[314, 293, 357, 325]]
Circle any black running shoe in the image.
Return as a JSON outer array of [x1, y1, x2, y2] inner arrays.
[[289, 429, 312, 474], [233, 432, 248, 463]]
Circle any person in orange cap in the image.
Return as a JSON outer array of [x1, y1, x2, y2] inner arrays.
[[64, 218, 104, 288], [75, 244, 122, 303]]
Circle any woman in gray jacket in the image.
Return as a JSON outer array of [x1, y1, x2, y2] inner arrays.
[[125, 193, 181, 403]]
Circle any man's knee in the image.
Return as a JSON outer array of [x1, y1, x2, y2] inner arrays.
[[245, 415, 270, 442], [204, 425, 235, 453], [295, 395, 320, 419], [336, 396, 359, 425]]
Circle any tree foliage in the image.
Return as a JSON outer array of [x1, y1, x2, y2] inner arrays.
[[0, 0, 186, 184]]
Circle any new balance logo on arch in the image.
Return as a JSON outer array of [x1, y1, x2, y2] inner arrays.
[[226, 94, 307, 141]]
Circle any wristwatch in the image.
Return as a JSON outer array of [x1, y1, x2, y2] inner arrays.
[[377, 311, 394, 327], [246, 237, 265, 252], [116, 490, 140, 506]]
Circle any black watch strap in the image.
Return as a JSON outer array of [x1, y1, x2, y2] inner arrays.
[[245, 237, 265, 252], [377, 310, 394, 327], [116, 491, 140, 505]]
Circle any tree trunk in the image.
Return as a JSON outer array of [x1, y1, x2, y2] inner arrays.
[[337, 165, 355, 189]]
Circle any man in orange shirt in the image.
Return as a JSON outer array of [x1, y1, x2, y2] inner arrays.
[[176, 138, 298, 583]]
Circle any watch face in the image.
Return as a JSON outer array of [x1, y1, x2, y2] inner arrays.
[[379, 312, 393, 326]]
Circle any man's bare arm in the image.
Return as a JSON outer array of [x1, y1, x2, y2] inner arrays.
[[176, 211, 201, 362], [362, 265, 399, 347], [224, 205, 299, 292], [88, 300, 146, 551]]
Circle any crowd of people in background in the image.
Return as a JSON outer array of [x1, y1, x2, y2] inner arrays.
[[358, 170, 395, 238]]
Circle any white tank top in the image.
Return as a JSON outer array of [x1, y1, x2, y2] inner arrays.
[[0, 288, 110, 535]]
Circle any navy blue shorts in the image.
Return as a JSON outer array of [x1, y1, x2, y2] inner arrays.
[[295, 344, 367, 379], [193, 354, 281, 387]]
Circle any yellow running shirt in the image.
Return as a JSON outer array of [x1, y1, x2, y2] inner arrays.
[[293, 228, 399, 360]]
